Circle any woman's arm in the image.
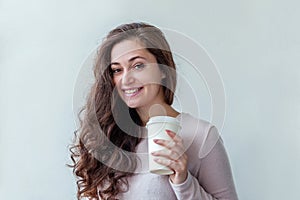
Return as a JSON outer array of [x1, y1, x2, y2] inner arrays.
[[169, 126, 238, 200]]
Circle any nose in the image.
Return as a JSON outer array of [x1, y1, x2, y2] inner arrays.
[[121, 70, 134, 86]]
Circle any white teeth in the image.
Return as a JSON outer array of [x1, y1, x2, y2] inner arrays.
[[124, 88, 139, 94]]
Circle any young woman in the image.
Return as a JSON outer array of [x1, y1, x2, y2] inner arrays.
[[70, 22, 238, 200]]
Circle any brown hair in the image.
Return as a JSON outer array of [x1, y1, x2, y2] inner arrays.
[[69, 22, 177, 199]]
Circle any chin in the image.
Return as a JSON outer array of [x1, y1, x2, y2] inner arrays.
[[120, 95, 143, 109], [125, 102, 141, 109], [124, 99, 148, 109]]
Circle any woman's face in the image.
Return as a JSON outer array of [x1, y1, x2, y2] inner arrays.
[[110, 39, 166, 109]]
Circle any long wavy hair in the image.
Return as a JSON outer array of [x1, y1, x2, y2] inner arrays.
[[69, 22, 177, 199]]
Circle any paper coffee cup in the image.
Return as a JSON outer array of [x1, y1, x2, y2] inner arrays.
[[146, 116, 181, 175]]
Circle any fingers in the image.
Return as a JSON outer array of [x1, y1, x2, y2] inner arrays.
[[165, 130, 183, 144], [153, 130, 183, 149], [152, 148, 180, 160], [153, 138, 183, 150], [151, 129, 188, 184], [153, 156, 188, 172], [151, 130, 187, 165]]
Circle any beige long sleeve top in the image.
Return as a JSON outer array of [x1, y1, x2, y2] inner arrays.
[[98, 112, 238, 200]]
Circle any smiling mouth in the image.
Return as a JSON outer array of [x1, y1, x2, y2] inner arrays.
[[123, 87, 143, 97]]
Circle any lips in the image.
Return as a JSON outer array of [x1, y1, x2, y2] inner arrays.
[[122, 87, 143, 97]]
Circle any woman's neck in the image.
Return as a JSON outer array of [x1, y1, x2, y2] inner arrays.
[[136, 103, 180, 126]]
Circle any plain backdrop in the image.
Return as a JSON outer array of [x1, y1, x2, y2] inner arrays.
[[1, 0, 299, 199]]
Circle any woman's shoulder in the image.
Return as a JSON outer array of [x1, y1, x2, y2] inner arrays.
[[177, 112, 220, 159], [176, 112, 215, 134]]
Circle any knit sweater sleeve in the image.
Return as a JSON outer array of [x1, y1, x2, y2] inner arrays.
[[169, 126, 239, 200]]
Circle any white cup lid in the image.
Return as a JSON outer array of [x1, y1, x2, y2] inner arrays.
[[146, 116, 180, 127]]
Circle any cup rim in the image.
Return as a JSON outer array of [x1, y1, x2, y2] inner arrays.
[[146, 115, 180, 127]]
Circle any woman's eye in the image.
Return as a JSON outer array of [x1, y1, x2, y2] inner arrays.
[[133, 63, 145, 70], [111, 68, 121, 74]]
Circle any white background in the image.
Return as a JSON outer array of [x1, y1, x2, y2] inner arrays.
[[1, 0, 299, 199]]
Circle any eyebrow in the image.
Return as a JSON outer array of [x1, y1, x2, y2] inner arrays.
[[110, 56, 146, 67]]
